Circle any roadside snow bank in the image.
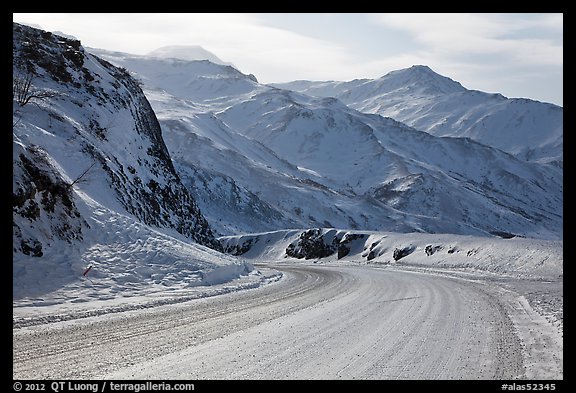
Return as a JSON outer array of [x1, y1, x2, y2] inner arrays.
[[220, 228, 563, 280], [13, 193, 274, 323]]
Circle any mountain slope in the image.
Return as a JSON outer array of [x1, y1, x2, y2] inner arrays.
[[12, 23, 263, 305], [273, 65, 563, 165], [13, 23, 221, 253], [92, 49, 562, 240]]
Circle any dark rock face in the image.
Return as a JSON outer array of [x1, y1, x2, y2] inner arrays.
[[285, 229, 367, 260], [425, 244, 442, 256], [283, 229, 413, 262], [14, 26, 84, 86], [222, 238, 257, 256], [286, 229, 333, 259], [490, 231, 517, 239], [20, 237, 43, 257], [393, 246, 414, 261], [13, 146, 89, 256], [337, 233, 366, 259], [13, 23, 221, 254]]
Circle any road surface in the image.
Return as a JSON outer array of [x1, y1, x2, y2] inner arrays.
[[13, 264, 559, 380]]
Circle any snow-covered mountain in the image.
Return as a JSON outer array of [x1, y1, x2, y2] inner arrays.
[[92, 49, 562, 240], [273, 65, 563, 166], [13, 23, 260, 305], [147, 45, 235, 67]]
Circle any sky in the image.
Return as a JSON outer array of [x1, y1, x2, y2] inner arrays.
[[12, 13, 563, 106]]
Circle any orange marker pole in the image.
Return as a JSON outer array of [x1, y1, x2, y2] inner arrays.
[[83, 265, 93, 276]]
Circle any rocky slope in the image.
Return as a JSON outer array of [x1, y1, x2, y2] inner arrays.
[[13, 22, 221, 258]]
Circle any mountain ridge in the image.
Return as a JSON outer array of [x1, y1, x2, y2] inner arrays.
[[93, 48, 563, 240], [273, 65, 563, 165]]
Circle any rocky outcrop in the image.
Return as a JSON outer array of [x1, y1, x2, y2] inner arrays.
[[13, 145, 89, 257], [222, 237, 257, 256], [285, 229, 367, 260], [393, 246, 415, 261], [285, 228, 335, 259]]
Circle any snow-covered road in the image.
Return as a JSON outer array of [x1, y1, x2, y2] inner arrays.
[[13, 264, 561, 380]]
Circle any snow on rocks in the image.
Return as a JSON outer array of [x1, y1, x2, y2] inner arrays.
[[219, 228, 563, 280]]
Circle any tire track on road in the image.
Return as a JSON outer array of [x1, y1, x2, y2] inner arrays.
[[13, 266, 348, 379], [14, 264, 527, 380]]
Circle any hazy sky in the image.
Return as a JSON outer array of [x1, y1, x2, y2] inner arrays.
[[13, 13, 563, 106]]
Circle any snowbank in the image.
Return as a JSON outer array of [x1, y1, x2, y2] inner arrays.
[[13, 192, 277, 326], [220, 228, 563, 280]]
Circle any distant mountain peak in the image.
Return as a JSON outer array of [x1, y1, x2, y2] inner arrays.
[[408, 64, 434, 72], [392, 64, 441, 77], [381, 65, 466, 95], [147, 45, 234, 67]]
